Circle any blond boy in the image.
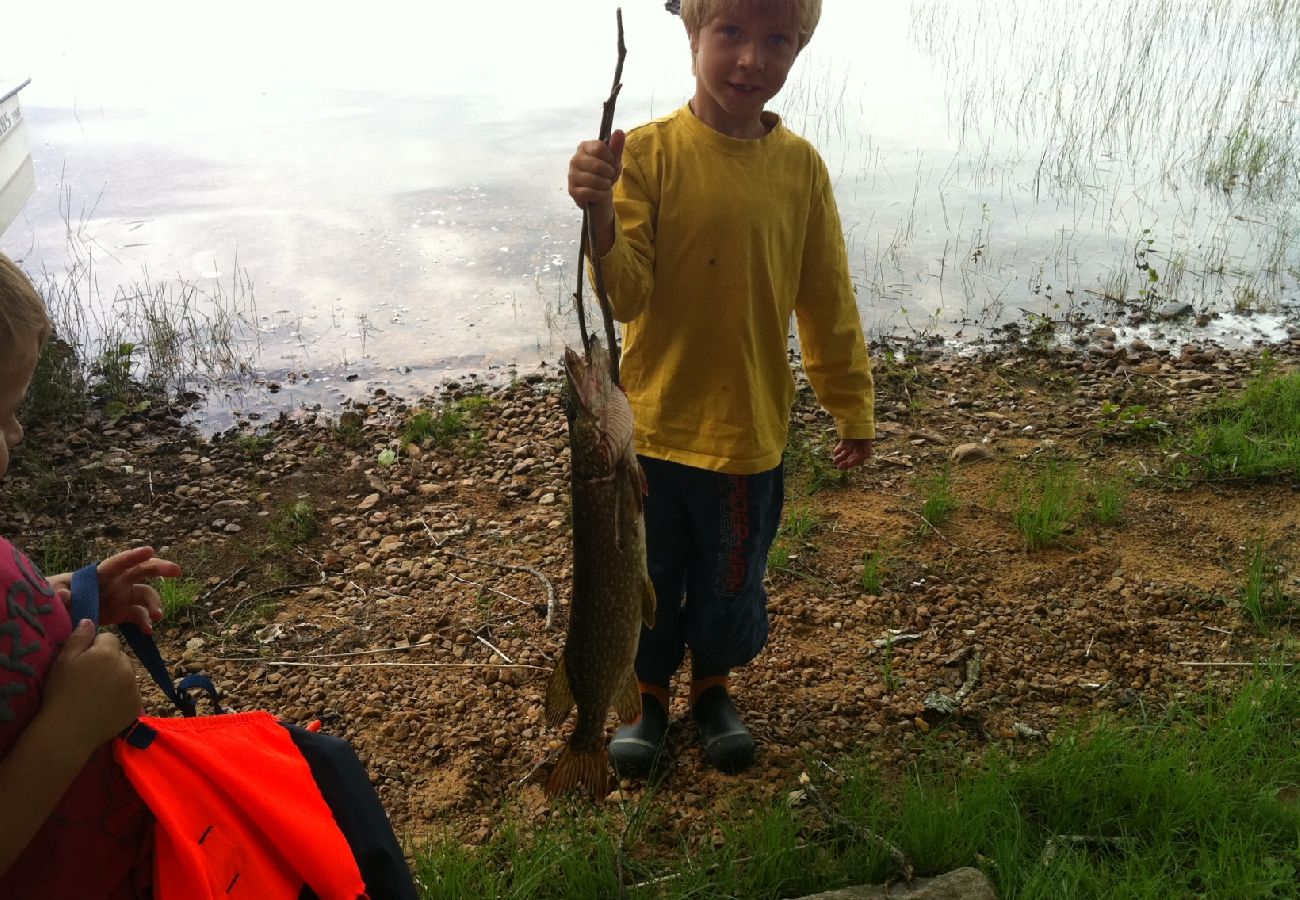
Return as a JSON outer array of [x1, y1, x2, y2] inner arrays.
[[566, 0, 875, 777]]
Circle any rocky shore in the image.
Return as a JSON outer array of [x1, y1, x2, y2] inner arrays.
[[3, 332, 1298, 850]]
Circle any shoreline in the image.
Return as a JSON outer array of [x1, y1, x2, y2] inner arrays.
[[201, 303, 1300, 437]]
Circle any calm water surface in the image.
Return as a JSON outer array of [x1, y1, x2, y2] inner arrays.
[[3, 0, 1297, 419]]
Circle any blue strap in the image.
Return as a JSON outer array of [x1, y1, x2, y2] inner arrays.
[[69, 563, 101, 627], [69, 562, 222, 717]]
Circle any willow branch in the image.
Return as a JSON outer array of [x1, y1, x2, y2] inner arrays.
[[573, 8, 627, 384]]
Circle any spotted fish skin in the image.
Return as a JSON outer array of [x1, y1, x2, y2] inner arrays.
[[544, 340, 656, 799]]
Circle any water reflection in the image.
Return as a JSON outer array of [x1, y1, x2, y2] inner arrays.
[[2, 0, 1295, 426]]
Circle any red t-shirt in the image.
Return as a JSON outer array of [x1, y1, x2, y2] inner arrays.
[[0, 537, 153, 899]]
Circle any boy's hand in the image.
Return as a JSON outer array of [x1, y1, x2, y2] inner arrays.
[[51, 547, 180, 632], [833, 438, 874, 470], [568, 129, 626, 210], [568, 130, 626, 255], [42, 618, 142, 749], [97, 547, 179, 632]]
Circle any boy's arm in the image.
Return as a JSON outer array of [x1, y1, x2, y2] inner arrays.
[[591, 139, 659, 323], [793, 160, 875, 440], [0, 701, 101, 873], [0, 621, 141, 875]]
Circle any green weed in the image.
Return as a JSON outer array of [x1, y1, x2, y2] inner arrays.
[[1241, 543, 1293, 634], [783, 504, 822, 541], [24, 220, 258, 418], [158, 576, 203, 621], [402, 397, 490, 450], [1011, 459, 1080, 549], [270, 498, 319, 548], [1087, 478, 1126, 526], [1178, 372, 1300, 481], [880, 633, 901, 693], [785, 426, 850, 495], [1204, 125, 1290, 198], [861, 549, 885, 595], [33, 531, 90, 579], [1098, 401, 1167, 441], [769, 504, 823, 570], [918, 466, 957, 526], [234, 432, 272, 459], [23, 338, 87, 422]]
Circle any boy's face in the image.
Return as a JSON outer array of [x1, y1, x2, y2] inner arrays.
[[0, 340, 38, 480], [690, 4, 801, 139]]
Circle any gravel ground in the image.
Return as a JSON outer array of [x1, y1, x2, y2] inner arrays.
[[4, 331, 1298, 853]]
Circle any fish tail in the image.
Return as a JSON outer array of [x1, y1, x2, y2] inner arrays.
[[545, 747, 611, 800]]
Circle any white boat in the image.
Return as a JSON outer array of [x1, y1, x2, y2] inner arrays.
[[0, 77, 35, 237]]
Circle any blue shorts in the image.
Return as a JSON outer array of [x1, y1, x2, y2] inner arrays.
[[634, 456, 785, 687]]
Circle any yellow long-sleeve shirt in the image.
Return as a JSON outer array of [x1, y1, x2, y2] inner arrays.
[[599, 105, 875, 475]]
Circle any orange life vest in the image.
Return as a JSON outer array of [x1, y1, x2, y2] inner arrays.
[[114, 711, 369, 900]]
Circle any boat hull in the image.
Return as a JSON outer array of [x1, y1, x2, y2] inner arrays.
[[0, 78, 35, 236]]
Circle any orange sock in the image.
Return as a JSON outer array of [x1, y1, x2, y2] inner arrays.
[[689, 675, 730, 708], [639, 681, 670, 712]]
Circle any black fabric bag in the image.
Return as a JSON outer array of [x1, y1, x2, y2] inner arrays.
[[283, 723, 420, 900]]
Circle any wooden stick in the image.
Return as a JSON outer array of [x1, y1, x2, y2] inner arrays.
[[212, 658, 549, 672], [572, 8, 627, 384], [419, 516, 558, 628]]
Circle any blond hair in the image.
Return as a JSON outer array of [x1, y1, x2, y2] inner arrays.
[[0, 251, 51, 353], [680, 0, 822, 52]]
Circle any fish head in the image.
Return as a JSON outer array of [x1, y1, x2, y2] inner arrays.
[[564, 341, 634, 478]]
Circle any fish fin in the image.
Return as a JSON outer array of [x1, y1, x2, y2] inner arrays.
[[632, 459, 648, 513], [640, 571, 656, 630], [614, 669, 642, 724], [544, 654, 575, 728], [545, 748, 611, 800]]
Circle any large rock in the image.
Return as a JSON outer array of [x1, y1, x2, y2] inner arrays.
[[950, 442, 994, 464], [788, 867, 996, 900]]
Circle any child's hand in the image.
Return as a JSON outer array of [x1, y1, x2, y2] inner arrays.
[[833, 438, 874, 470], [42, 618, 142, 749], [568, 129, 626, 213], [93, 547, 180, 633]]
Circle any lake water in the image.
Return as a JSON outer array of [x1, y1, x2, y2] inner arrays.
[[3, 0, 1298, 420]]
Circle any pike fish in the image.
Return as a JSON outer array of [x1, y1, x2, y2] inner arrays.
[[545, 340, 657, 799]]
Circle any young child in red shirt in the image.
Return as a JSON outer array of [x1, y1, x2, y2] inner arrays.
[[0, 250, 181, 899]]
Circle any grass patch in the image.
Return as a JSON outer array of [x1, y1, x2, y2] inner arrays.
[[23, 225, 258, 419], [32, 530, 91, 579], [769, 503, 824, 570], [233, 432, 272, 459], [158, 575, 203, 622], [269, 498, 319, 549], [402, 397, 490, 450], [785, 426, 850, 495], [410, 671, 1300, 899], [918, 465, 957, 526], [1010, 459, 1080, 550], [1176, 371, 1300, 481], [1097, 401, 1167, 442], [1085, 478, 1126, 526], [860, 549, 885, 595], [871, 347, 924, 415], [23, 338, 87, 422], [1240, 543, 1295, 635], [1203, 124, 1292, 198]]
